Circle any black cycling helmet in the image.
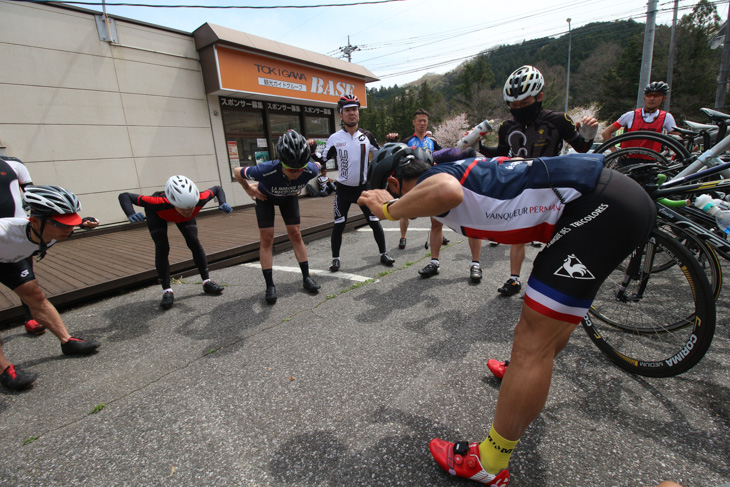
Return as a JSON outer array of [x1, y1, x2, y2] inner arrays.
[[337, 94, 360, 112], [367, 143, 433, 191], [645, 81, 669, 96], [23, 185, 82, 225], [276, 129, 311, 169]]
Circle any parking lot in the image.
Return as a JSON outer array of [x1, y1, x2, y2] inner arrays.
[[1, 221, 728, 486]]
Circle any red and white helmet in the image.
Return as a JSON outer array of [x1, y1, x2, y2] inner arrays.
[[503, 65, 545, 103]]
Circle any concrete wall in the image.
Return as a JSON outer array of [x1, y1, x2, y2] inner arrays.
[[0, 2, 250, 225]]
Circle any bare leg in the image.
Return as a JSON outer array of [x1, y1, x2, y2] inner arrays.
[[429, 218, 443, 259], [492, 305, 578, 440], [509, 243, 526, 276], [399, 218, 409, 239], [469, 237, 482, 261], [14, 281, 72, 343], [286, 224, 308, 263], [259, 227, 275, 269]]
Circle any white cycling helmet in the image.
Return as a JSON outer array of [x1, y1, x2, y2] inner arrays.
[[165, 175, 200, 209], [503, 65, 545, 103]]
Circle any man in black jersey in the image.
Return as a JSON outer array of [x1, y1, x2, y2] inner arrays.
[[310, 94, 395, 272], [478, 65, 599, 380]]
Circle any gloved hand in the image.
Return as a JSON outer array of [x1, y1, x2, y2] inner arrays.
[[219, 203, 232, 213], [129, 212, 145, 223]]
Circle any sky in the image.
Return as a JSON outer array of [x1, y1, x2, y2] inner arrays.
[[62, 0, 727, 89]]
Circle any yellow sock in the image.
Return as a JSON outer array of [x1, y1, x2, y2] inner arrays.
[[478, 424, 519, 474]]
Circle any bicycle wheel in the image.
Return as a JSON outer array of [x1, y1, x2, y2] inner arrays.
[[658, 221, 723, 301], [581, 228, 716, 377], [593, 130, 691, 164]]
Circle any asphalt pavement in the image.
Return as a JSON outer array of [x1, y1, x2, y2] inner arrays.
[[1, 221, 728, 487]]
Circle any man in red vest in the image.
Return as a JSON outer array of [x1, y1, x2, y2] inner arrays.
[[601, 81, 680, 164]]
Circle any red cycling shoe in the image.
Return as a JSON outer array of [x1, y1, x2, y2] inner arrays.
[[24, 319, 46, 335], [429, 438, 510, 485], [487, 359, 509, 379]]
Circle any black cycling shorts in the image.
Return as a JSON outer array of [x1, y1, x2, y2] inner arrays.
[[255, 196, 301, 228], [0, 259, 36, 290], [333, 182, 377, 223], [524, 169, 656, 323]]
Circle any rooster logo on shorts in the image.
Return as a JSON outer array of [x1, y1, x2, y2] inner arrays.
[[554, 254, 595, 279]]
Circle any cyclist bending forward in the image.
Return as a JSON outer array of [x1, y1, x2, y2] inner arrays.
[[360, 146, 655, 486], [118, 175, 232, 309]]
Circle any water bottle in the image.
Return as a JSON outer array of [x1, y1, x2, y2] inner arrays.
[[694, 194, 730, 234], [456, 120, 493, 149]]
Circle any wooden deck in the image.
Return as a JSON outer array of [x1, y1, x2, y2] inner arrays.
[[0, 196, 363, 326]]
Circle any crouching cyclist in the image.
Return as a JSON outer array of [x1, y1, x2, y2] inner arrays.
[[118, 175, 232, 310], [0, 185, 101, 391], [233, 129, 321, 305], [359, 145, 655, 485]]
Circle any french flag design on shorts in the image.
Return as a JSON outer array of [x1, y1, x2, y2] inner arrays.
[[524, 277, 592, 324]]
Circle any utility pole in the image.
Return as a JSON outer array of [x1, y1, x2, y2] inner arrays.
[[665, 0, 679, 110], [715, 3, 730, 109], [637, 0, 658, 108], [339, 36, 359, 62], [564, 18, 572, 113]]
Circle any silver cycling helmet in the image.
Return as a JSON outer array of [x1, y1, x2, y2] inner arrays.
[[23, 185, 82, 225], [503, 65, 545, 103], [276, 130, 311, 169], [165, 175, 200, 209], [645, 81, 669, 96]]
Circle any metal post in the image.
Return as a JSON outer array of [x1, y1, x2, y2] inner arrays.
[[665, 0, 679, 110], [637, 0, 658, 108], [564, 18, 572, 113], [714, 3, 730, 109]]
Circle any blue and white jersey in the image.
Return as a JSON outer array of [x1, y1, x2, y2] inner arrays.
[[419, 153, 605, 244], [403, 134, 438, 151], [241, 160, 319, 198]]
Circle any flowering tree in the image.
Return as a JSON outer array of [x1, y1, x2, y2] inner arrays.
[[432, 113, 470, 148]]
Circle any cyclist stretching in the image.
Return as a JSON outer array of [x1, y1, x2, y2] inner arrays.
[[310, 94, 395, 273], [0, 185, 101, 391], [360, 145, 655, 485], [233, 130, 322, 304], [118, 175, 231, 309]]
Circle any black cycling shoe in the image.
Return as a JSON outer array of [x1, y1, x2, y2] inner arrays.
[[380, 253, 395, 266], [61, 337, 100, 356], [303, 277, 321, 293], [265, 285, 277, 304], [203, 281, 224, 295], [470, 265, 483, 283], [0, 364, 37, 391], [531, 241, 543, 248], [419, 262, 439, 278], [442, 236, 450, 245], [329, 258, 340, 272], [398, 237, 407, 249], [160, 291, 174, 309], [498, 278, 521, 297]]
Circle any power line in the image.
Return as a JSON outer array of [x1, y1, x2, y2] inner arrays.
[[13, 0, 405, 8]]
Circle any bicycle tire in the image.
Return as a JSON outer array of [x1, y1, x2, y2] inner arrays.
[[658, 221, 723, 301], [581, 228, 716, 377], [594, 130, 691, 164]]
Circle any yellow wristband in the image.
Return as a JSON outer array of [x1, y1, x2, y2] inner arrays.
[[382, 200, 398, 221]]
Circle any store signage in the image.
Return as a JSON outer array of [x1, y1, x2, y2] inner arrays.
[[216, 46, 367, 107]]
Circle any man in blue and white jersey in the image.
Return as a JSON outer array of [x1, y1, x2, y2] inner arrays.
[[360, 147, 655, 486], [235, 130, 322, 305], [312, 94, 394, 273]]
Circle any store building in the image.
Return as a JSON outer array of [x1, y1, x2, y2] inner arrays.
[[0, 2, 378, 225]]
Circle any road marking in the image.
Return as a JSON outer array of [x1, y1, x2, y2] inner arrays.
[[357, 227, 455, 232], [241, 263, 371, 282]]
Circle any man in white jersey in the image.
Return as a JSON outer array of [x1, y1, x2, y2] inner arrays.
[[311, 94, 395, 272], [0, 185, 100, 391]]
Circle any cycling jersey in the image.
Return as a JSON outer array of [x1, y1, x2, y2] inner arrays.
[[402, 134, 442, 151], [419, 154, 604, 243], [415, 154, 655, 323], [118, 186, 226, 223], [612, 108, 677, 159], [0, 217, 55, 263], [319, 129, 380, 186], [481, 110, 593, 158], [0, 157, 32, 218], [241, 160, 319, 198]]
